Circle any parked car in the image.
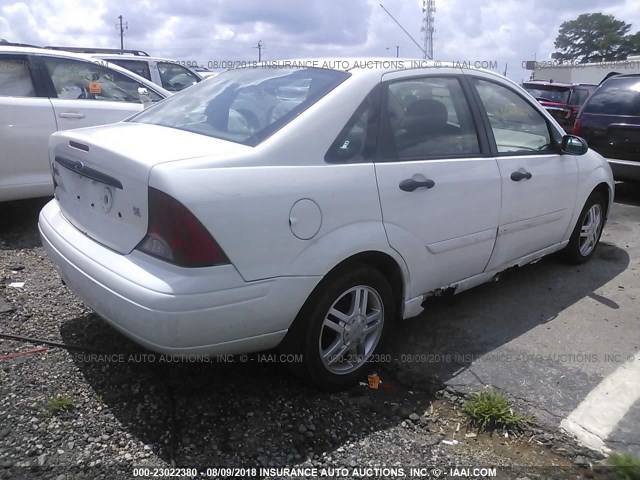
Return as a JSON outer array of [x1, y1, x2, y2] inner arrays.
[[522, 80, 596, 132], [573, 73, 640, 182], [46, 47, 202, 92], [0, 44, 170, 202], [39, 60, 613, 389], [193, 66, 219, 79]]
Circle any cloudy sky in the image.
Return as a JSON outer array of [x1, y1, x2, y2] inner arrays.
[[2, 0, 640, 82]]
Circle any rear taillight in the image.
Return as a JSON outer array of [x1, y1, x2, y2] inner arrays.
[[136, 187, 229, 268], [572, 118, 581, 136]]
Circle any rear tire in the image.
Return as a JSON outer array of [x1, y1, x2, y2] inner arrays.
[[563, 192, 606, 264], [282, 264, 395, 391]]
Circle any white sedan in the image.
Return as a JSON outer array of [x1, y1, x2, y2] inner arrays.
[[38, 59, 614, 390]]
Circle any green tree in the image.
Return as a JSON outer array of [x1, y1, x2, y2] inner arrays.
[[552, 13, 639, 63], [622, 31, 640, 55]]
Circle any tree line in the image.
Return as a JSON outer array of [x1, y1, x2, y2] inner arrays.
[[553, 13, 640, 63]]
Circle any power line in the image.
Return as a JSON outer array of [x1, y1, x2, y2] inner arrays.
[[379, 4, 426, 58]]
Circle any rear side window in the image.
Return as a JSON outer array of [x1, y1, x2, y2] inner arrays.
[[325, 86, 380, 163], [157, 62, 200, 91], [107, 59, 152, 80], [523, 85, 570, 104], [583, 77, 640, 116], [42, 57, 162, 103], [379, 76, 481, 160], [0, 58, 35, 97]]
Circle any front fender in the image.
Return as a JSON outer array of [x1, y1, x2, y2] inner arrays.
[[564, 153, 614, 242]]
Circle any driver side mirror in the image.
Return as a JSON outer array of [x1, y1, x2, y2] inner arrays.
[[561, 135, 588, 155], [138, 87, 152, 109]]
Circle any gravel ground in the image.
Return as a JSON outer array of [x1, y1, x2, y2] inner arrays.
[[0, 198, 623, 480]]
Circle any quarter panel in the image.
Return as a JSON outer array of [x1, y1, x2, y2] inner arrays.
[[149, 162, 389, 282]]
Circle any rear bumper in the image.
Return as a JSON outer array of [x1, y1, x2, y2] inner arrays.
[[607, 158, 640, 182], [38, 200, 320, 356]]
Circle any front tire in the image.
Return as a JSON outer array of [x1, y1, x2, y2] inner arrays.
[[563, 192, 606, 264], [284, 265, 395, 391]]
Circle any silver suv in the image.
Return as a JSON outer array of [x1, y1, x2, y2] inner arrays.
[[46, 47, 202, 92]]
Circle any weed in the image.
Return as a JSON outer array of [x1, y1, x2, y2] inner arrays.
[[609, 453, 640, 480], [47, 394, 74, 414], [463, 389, 532, 432]]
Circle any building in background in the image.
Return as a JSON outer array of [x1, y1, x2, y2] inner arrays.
[[527, 55, 640, 84]]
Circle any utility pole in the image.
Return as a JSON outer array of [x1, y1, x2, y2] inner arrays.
[[255, 40, 263, 62], [387, 46, 400, 58], [421, 0, 435, 60], [117, 15, 128, 52]]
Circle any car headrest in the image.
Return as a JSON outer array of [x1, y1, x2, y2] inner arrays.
[[404, 99, 448, 134]]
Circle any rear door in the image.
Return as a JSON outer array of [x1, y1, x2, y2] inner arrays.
[[0, 53, 57, 201], [37, 55, 163, 131], [469, 74, 579, 270], [373, 72, 502, 298]]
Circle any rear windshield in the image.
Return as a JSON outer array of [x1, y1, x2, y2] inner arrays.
[[523, 85, 570, 104], [130, 67, 350, 146], [569, 88, 592, 106], [583, 77, 640, 116]]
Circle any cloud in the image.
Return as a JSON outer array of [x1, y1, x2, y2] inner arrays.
[[1, 0, 640, 81]]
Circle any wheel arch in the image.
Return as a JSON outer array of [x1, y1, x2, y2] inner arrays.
[[287, 250, 407, 337], [335, 251, 405, 317], [592, 181, 612, 218], [565, 164, 614, 243]]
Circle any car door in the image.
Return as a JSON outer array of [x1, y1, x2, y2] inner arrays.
[[468, 74, 579, 270], [37, 55, 163, 131], [373, 72, 502, 298], [0, 53, 58, 201]]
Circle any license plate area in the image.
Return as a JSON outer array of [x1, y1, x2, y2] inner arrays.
[[54, 158, 120, 217], [608, 127, 640, 151]]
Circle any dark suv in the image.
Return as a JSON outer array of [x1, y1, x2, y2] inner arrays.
[[574, 74, 640, 182], [523, 80, 596, 132]]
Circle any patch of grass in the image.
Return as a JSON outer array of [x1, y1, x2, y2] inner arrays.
[[47, 394, 74, 415], [463, 389, 532, 432], [609, 453, 640, 480]]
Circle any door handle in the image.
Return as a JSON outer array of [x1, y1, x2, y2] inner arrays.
[[58, 112, 86, 119], [399, 178, 435, 192], [510, 170, 533, 182]]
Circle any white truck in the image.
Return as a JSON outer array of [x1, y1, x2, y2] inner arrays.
[[529, 55, 640, 84]]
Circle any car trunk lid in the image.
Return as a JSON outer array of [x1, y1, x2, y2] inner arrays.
[[51, 123, 249, 254]]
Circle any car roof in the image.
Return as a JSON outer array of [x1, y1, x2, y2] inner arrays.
[[0, 45, 172, 97], [603, 73, 640, 80], [92, 54, 180, 63], [247, 57, 508, 83], [524, 80, 576, 88]]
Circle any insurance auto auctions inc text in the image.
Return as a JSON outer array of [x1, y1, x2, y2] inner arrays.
[[255, 466, 496, 478]]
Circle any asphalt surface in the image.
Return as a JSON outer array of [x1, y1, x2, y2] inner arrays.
[[0, 182, 639, 479], [387, 181, 640, 457]]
